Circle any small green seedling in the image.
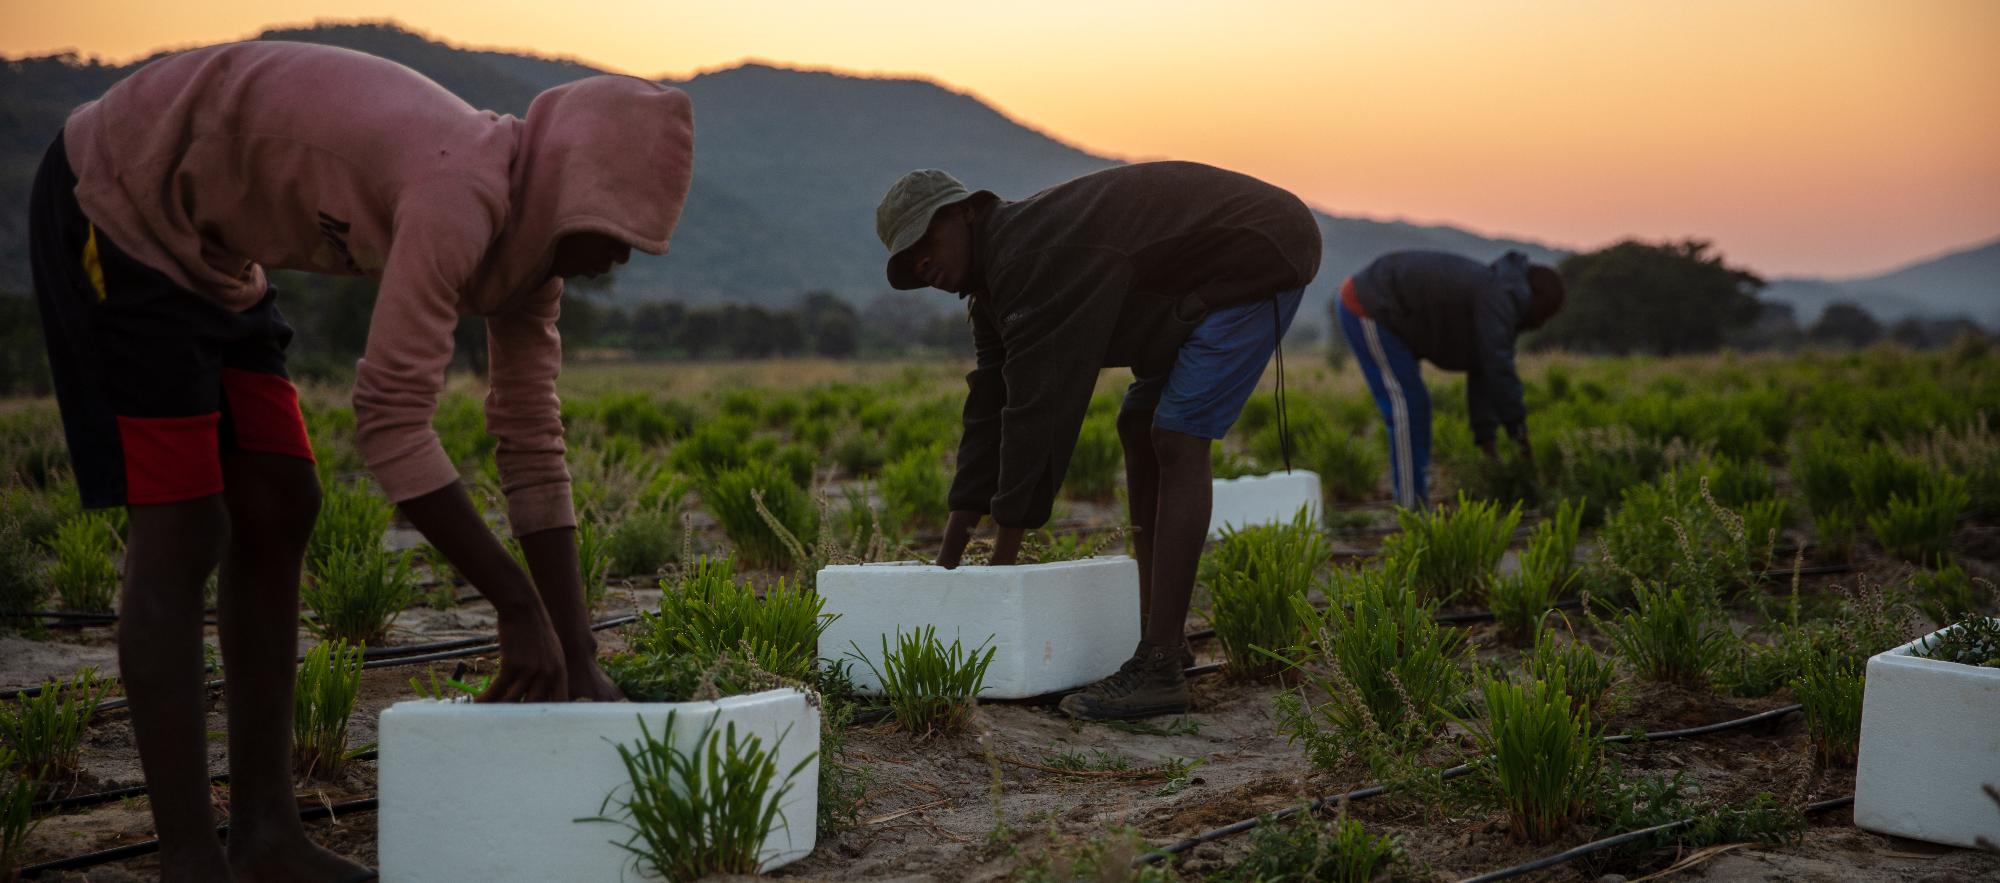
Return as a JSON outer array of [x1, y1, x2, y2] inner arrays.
[[1459, 672, 1603, 843], [44, 512, 120, 613], [1224, 805, 1409, 883], [302, 544, 416, 646], [294, 639, 364, 780], [0, 668, 110, 786], [581, 714, 813, 881], [851, 625, 996, 739], [0, 747, 39, 883]]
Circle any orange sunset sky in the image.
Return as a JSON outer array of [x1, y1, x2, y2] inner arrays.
[[6, 0, 1997, 278]]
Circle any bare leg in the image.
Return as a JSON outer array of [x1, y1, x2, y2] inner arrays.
[[1143, 427, 1213, 647], [215, 451, 368, 881], [1116, 408, 1160, 634], [120, 498, 231, 882]]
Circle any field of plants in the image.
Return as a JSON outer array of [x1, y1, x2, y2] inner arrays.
[[2, 343, 1999, 881]]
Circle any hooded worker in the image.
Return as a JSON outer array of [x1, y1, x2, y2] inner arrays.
[[29, 41, 693, 881]]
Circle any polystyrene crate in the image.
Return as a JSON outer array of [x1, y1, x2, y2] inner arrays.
[[1209, 470, 1322, 538], [817, 556, 1141, 699], [378, 688, 818, 881], [1853, 619, 2000, 849]]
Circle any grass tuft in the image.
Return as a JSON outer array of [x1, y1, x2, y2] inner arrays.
[[1460, 672, 1603, 843], [851, 625, 995, 739], [0, 669, 109, 787], [1204, 508, 1326, 679], [301, 545, 416, 646], [1380, 494, 1520, 604], [44, 512, 120, 613], [637, 556, 834, 682], [583, 714, 813, 881], [293, 639, 364, 780]]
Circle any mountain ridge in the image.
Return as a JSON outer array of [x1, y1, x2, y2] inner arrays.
[[2, 21, 1987, 329]]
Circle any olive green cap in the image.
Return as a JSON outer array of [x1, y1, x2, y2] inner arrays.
[[876, 169, 980, 290]]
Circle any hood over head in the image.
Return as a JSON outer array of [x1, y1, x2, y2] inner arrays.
[[476, 75, 694, 310]]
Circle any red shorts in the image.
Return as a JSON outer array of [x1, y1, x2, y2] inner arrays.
[[28, 129, 314, 508]]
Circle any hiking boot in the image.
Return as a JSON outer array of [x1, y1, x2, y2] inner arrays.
[[1058, 642, 1191, 721]]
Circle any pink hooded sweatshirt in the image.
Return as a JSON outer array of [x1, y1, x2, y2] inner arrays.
[[62, 41, 695, 536]]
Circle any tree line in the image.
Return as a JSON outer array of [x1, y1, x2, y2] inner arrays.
[[1, 238, 1987, 396]]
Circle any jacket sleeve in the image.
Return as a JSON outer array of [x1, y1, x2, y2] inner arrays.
[[485, 279, 574, 536], [986, 250, 1132, 529], [946, 301, 1005, 514], [1467, 282, 1529, 444], [350, 186, 499, 506]]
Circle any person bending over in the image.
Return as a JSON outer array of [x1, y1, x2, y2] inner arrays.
[[875, 161, 1320, 721], [1332, 251, 1566, 510], [29, 41, 693, 881]]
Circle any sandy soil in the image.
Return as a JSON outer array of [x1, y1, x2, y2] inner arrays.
[[11, 522, 2000, 882]]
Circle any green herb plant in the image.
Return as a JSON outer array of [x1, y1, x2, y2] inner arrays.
[[850, 625, 996, 739], [637, 556, 834, 683], [1223, 806, 1411, 883], [1459, 672, 1603, 843], [294, 639, 364, 779], [1379, 494, 1520, 604], [301, 544, 417, 646], [582, 714, 813, 881], [1204, 508, 1326, 678], [0, 669, 109, 787]]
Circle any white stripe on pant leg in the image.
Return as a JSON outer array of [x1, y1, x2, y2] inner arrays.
[[1362, 318, 1417, 508]]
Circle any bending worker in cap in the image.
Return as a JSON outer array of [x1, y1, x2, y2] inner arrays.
[[875, 162, 1321, 720], [1334, 250, 1566, 510]]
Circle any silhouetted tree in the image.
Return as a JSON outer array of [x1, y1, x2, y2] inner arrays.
[[1808, 302, 1884, 348], [800, 291, 860, 358], [1530, 239, 1764, 355]]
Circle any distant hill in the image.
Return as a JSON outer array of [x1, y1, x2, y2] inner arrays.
[[0, 21, 1589, 333], [1763, 238, 2000, 328]]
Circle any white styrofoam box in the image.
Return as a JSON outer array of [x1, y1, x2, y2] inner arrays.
[[379, 688, 818, 882], [817, 556, 1141, 699], [1853, 620, 2000, 849], [1209, 470, 1322, 538]]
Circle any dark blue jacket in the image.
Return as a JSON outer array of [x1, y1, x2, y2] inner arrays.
[[1351, 250, 1532, 443]]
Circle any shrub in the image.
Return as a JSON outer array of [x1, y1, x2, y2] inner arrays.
[[0, 520, 43, 628], [301, 545, 417, 646], [1868, 476, 1968, 567], [1461, 673, 1603, 843], [880, 447, 949, 534], [1312, 431, 1386, 505], [1222, 808, 1409, 883], [608, 507, 682, 580], [44, 512, 120, 613], [1591, 578, 1733, 687], [1912, 615, 2000, 667], [600, 651, 771, 703], [1848, 444, 1931, 514], [850, 625, 996, 739], [294, 639, 363, 779], [583, 714, 813, 881], [1278, 565, 1468, 768], [1908, 563, 1994, 628], [307, 481, 392, 573], [1379, 494, 1519, 604], [833, 432, 887, 477], [1203, 509, 1325, 678], [0, 669, 110, 785], [698, 462, 817, 572], [637, 557, 834, 682], [1908, 414, 2000, 518], [667, 417, 756, 478]]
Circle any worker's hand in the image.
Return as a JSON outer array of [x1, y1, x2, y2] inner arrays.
[[938, 510, 981, 569], [990, 527, 1026, 566], [480, 610, 570, 703], [566, 658, 625, 703]]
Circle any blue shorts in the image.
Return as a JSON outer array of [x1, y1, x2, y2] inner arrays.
[[1122, 287, 1305, 439]]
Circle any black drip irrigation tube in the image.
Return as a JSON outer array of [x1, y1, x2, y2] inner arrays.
[[1134, 703, 1806, 866], [63, 615, 641, 715], [18, 796, 380, 879], [1456, 795, 1855, 883]]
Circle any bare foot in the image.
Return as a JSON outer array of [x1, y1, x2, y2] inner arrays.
[[229, 836, 372, 882]]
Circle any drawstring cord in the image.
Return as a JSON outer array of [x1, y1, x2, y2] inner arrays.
[[1272, 296, 1292, 474]]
